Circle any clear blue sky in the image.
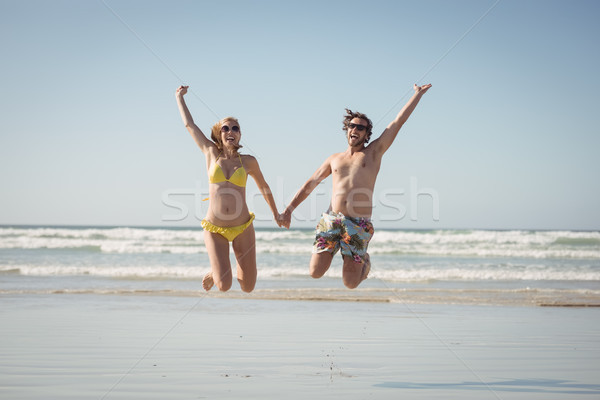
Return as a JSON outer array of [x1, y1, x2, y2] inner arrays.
[[1, 0, 599, 230]]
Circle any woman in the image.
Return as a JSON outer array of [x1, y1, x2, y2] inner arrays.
[[175, 85, 282, 293]]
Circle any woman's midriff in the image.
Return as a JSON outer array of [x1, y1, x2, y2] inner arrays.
[[205, 185, 251, 227]]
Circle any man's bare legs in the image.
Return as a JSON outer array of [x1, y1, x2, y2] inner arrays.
[[309, 252, 334, 279], [310, 251, 370, 289], [342, 253, 370, 289]]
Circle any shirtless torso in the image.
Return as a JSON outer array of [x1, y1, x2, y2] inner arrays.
[[329, 145, 382, 218], [281, 83, 432, 289]]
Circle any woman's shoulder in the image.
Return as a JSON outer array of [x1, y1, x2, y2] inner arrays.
[[240, 153, 257, 163], [239, 154, 260, 173]]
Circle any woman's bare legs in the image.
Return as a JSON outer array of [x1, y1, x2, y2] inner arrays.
[[232, 225, 257, 293], [203, 230, 232, 291]]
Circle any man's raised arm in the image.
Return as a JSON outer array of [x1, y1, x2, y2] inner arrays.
[[371, 83, 432, 154]]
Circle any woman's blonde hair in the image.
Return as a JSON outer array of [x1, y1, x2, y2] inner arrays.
[[211, 117, 242, 151]]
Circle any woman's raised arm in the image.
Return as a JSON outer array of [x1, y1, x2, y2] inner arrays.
[[175, 86, 214, 154]]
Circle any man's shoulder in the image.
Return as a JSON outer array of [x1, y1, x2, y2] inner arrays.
[[326, 151, 350, 164], [326, 151, 345, 161]]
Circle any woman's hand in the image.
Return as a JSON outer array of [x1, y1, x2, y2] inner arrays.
[[277, 211, 291, 229], [176, 85, 189, 97]]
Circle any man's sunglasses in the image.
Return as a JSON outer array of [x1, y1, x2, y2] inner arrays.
[[348, 123, 368, 131], [221, 125, 240, 133]]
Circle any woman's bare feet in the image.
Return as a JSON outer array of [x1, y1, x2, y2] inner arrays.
[[202, 273, 214, 291]]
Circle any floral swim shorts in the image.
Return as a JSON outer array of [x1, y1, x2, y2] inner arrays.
[[313, 211, 375, 263]]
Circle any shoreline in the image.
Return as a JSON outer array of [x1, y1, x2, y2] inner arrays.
[[2, 223, 599, 233], [2, 286, 600, 307]]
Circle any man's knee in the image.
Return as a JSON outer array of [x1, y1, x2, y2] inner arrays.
[[342, 257, 366, 289], [342, 274, 361, 289], [310, 253, 333, 279], [310, 268, 325, 279], [310, 267, 325, 279]]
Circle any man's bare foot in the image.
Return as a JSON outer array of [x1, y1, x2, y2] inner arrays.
[[202, 273, 214, 291], [361, 254, 371, 281]]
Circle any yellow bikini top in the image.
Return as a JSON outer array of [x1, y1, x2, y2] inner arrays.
[[208, 153, 247, 187]]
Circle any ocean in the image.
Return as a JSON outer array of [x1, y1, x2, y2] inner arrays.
[[1, 226, 599, 306]]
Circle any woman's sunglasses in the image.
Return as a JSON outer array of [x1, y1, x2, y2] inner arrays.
[[221, 125, 240, 133]]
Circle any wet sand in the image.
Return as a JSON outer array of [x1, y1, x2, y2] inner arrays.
[[1, 294, 599, 399]]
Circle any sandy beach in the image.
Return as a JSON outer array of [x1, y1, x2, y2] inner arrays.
[[1, 293, 599, 400]]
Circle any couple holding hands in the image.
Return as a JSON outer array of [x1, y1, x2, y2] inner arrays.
[[175, 83, 431, 293]]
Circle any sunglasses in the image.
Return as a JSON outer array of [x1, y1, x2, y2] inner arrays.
[[348, 123, 367, 131], [220, 125, 240, 133]]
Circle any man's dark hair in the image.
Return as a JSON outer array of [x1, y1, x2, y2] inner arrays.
[[342, 108, 373, 143]]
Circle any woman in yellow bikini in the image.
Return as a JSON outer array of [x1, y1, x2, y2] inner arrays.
[[175, 85, 283, 293]]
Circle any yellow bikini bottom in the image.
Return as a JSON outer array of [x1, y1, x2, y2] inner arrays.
[[201, 213, 255, 242]]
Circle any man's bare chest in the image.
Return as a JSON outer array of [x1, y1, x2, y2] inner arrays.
[[332, 154, 377, 178]]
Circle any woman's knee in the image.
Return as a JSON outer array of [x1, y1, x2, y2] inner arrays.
[[215, 273, 232, 292], [216, 281, 232, 292], [238, 279, 255, 293], [236, 262, 256, 293], [233, 235, 257, 292]]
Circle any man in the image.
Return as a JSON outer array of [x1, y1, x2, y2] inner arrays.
[[281, 83, 432, 289]]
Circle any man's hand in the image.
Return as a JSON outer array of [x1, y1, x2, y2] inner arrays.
[[278, 209, 292, 229], [414, 83, 432, 95]]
